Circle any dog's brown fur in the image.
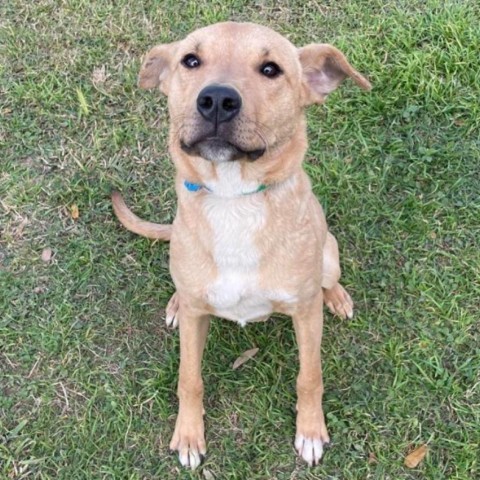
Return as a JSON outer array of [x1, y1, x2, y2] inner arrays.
[[113, 22, 370, 469]]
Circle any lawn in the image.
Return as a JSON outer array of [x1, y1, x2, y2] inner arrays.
[[1, 0, 479, 479]]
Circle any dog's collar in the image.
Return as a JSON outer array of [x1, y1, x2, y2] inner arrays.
[[184, 180, 268, 196]]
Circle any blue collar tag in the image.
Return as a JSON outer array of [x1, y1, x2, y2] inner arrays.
[[184, 181, 203, 192]]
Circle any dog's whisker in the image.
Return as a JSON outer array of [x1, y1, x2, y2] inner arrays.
[[253, 128, 269, 155]]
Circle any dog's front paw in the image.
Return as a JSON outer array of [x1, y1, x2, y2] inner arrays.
[[295, 414, 330, 466], [165, 292, 179, 328], [170, 417, 206, 470]]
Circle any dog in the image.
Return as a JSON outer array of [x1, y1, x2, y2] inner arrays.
[[112, 21, 371, 469]]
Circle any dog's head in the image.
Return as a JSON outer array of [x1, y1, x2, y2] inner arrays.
[[139, 22, 371, 164]]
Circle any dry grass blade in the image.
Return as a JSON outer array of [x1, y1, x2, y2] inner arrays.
[[92, 65, 107, 85], [202, 468, 215, 480]]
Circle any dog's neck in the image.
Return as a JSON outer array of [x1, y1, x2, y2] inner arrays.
[[211, 162, 266, 197]]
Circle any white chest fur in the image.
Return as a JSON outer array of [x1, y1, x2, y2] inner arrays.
[[202, 163, 273, 326]]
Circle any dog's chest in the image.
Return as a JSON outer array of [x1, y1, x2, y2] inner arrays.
[[200, 165, 293, 325], [202, 193, 271, 325]]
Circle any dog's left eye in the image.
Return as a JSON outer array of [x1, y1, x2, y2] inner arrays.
[[260, 62, 283, 78], [182, 54, 201, 69]]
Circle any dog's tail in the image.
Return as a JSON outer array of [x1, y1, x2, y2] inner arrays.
[[111, 191, 172, 241]]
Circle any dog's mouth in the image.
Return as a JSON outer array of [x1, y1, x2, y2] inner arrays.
[[180, 137, 265, 163]]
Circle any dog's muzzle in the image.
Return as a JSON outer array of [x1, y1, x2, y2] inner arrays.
[[180, 84, 266, 163]]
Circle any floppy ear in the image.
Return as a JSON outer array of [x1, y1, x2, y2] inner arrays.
[[298, 44, 371, 105], [138, 42, 179, 94]]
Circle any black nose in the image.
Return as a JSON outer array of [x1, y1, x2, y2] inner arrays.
[[196, 85, 242, 124]]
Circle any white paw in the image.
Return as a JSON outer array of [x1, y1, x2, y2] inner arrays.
[[165, 292, 179, 328], [295, 434, 326, 466], [178, 448, 203, 470], [170, 418, 206, 470]]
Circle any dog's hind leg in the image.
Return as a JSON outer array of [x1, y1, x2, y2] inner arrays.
[[322, 232, 354, 319], [165, 292, 179, 328]]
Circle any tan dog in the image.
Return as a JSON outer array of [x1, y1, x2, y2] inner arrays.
[[112, 22, 371, 469]]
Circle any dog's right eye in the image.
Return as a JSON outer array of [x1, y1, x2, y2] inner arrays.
[[260, 62, 283, 79], [182, 54, 201, 69]]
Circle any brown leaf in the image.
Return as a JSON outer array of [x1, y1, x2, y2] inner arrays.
[[368, 452, 378, 464], [232, 347, 259, 370], [404, 444, 428, 468], [70, 204, 79, 220], [41, 248, 52, 263]]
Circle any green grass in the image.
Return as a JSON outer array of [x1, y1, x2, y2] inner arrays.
[[1, 0, 479, 478]]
